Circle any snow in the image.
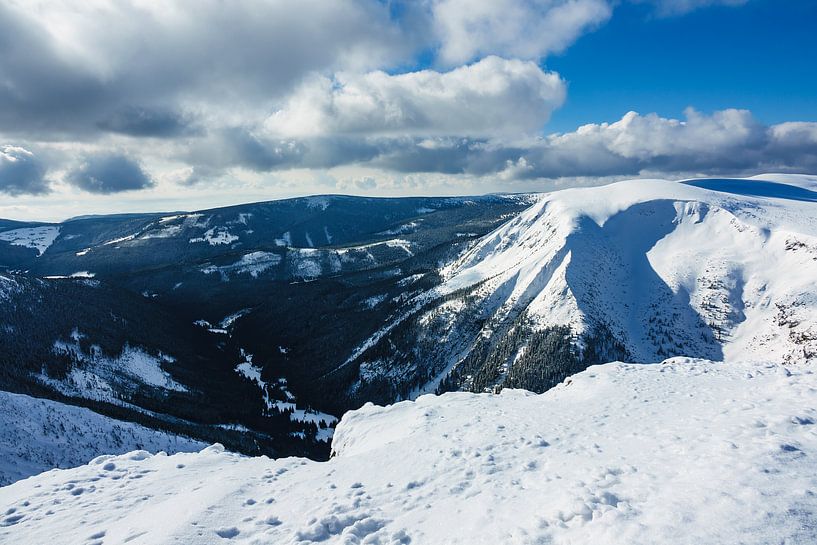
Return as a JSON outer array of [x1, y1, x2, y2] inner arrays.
[[102, 233, 136, 246], [235, 352, 338, 434], [379, 221, 419, 235], [139, 225, 182, 239], [384, 239, 413, 256], [0, 391, 205, 486], [362, 294, 387, 309], [202, 252, 282, 279], [0, 226, 60, 256], [189, 227, 238, 245], [291, 248, 322, 278], [220, 309, 251, 329], [306, 196, 331, 210], [396, 273, 425, 287], [437, 175, 817, 365], [117, 346, 187, 392], [43, 337, 188, 398], [276, 231, 293, 246], [3, 358, 816, 544], [43, 271, 95, 279], [0, 274, 20, 302]]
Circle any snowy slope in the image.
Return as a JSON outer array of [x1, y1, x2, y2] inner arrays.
[[0, 226, 60, 256], [436, 174, 817, 365], [1, 358, 815, 544], [0, 391, 206, 486]]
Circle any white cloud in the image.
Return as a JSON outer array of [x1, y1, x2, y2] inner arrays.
[[505, 109, 816, 179], [429, 0, 612, 65], [264, 56, 566, 138], [637, 0, 749, 16], [557, 108, 765, 161]]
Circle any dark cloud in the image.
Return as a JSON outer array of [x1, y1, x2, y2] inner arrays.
[[66, 153, 154, 194], [97, 107, 200, 138], [0, 145, 50, 195]]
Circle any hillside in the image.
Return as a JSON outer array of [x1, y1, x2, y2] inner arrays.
[[0, 391, 206, 486], [0, 194, 531, 461], [1, 357, 815, 544]]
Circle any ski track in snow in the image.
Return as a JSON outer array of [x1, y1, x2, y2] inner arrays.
[[2, 359, 816, 544]]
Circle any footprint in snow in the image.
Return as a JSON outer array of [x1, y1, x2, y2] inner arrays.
[[215, 526, 240, 539]]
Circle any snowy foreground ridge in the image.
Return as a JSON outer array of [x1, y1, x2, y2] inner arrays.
[[2, 358, 816, 544]]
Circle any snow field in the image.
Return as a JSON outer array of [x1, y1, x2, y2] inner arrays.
[[0, 226, 61, 256], [2, 358, 815, 544]]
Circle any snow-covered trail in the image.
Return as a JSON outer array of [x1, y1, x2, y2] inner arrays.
[[2, 359, 816, 544]]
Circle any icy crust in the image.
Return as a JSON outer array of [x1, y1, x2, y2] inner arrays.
[[2, 359, 816, 544], [437, 176, 817, 365]]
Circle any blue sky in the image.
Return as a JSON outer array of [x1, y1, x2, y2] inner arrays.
[[547, 0, 817, 132], [0, 0, 815, 220]]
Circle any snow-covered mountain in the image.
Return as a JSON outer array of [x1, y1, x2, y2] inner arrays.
[[342, 174, 817, 399], [0, 391, 206, 486], [2, 357, 815, 544], [441, 174, 817, 363]]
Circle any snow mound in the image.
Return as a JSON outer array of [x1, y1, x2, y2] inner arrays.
[[2, 359, 816, 544], [0, 391, 205, 486]]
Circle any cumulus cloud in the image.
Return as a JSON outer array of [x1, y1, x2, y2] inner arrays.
[[66, 153, 154, 194], [495, 109, 817, 179], [0, 0, 408, 137], [265, 57, 566, 138], [428, 0, 612, 65], [0, 145, 50, 195]]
